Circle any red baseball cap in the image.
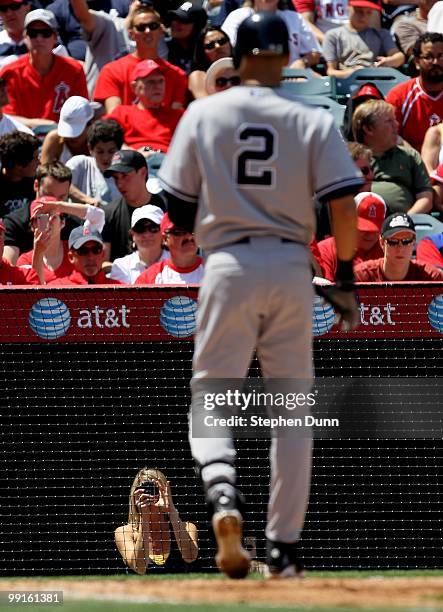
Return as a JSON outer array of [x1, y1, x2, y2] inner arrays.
[[352, 83, 384, 100], [29, 196, 58, 220], [160, 212, 175, 234], [355, 191, 386, 232], [132, 59, 163, 82], [349, 0, 382, 11], [0, 218, 5, 231]]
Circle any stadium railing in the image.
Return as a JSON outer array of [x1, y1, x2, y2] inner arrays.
[[1, 284, 442, 575]]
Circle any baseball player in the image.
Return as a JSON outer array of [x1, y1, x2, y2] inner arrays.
[[159, 13, 362, 579]]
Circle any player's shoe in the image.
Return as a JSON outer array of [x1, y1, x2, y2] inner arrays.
[[207, 484, 250, 579], [265, 540, 305, 579]]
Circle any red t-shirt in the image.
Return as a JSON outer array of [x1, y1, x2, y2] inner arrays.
[[0, 258, 40, 285], [0, 54, 88, 121], [354, 258, 443, 281], [48, 269, 123, 286], [93, 55, 187, 110], [416, 236, 443, 268], [317, 236, 384, 281], [17, 241, 74, 284], [386, 78, 443, 152], [135, 257, 204, 285], [108, 105, 183, 152]]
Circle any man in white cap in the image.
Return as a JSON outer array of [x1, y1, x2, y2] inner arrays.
[[40, 96, 95, 165], [109, 204, 168, 284], [0, 8, 88, 129]]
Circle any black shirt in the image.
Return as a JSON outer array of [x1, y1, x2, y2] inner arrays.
[[3, 205, 80, 254], [102, 194, 166, 261], [0, 176, 35, 219]]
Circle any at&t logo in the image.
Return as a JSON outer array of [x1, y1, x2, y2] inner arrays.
[[29, 298, 71, 340], [160, 296, 198, 338]]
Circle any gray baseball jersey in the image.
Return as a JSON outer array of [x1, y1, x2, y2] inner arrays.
[[159, 85, 362, 250]]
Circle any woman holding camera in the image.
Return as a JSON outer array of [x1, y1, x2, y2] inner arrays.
[[115, 468, 198, 574]]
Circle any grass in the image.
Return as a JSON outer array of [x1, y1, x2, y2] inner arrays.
[[0, 605, 441, 612], [1, 572, 442, 612]]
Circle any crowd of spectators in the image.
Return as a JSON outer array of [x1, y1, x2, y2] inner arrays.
[[0, 0, 443, 289]]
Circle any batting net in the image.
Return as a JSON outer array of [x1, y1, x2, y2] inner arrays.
[[0, 284, 441, 575]]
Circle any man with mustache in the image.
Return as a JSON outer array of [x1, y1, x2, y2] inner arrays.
[[135, 212, 204, 284], [386, 32, 443, 152]]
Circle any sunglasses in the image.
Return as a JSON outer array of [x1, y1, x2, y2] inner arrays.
[[359, 166, 372, 176], [0, 3, 26, 12], [215, 75, 241, 88], [26, 28, 54, 38], [385, 237, 414, 246], [75, 244, 104, 256], [133, 221, 160, 233], [204, 35, 229, 50], [166, 228, 189, 237], [134, 21, 161, 33]]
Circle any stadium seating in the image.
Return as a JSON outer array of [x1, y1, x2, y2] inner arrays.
[[280, 69, 334, 98], [334, 67, 409, 102], [289, 95, 345, 130], [410, 213, 443, 244]]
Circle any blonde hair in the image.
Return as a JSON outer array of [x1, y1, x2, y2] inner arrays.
[[128, 467, 167, 527], [352, 100, 395, 144], [128, 6, 161, 30]]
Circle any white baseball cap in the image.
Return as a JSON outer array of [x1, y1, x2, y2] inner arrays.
[[24, 9, 58, 31], [58, 96, 94, 138], [131, 205, 164, 228], [205, 57, 235, 95]]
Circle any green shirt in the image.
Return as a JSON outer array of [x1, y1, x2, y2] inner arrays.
[[370, 146, 432, 213]]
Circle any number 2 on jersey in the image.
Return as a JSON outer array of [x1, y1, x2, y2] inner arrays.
[[234, 124, 278, 189]]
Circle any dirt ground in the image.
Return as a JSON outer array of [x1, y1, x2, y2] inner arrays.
[[1, 577, 443, 609]]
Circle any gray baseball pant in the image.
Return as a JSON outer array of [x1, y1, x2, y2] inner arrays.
[[189, 237, 313, 543]]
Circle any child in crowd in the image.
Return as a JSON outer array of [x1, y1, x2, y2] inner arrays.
[[66, 119, 124, 206]]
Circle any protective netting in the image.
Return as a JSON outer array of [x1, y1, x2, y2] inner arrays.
[[0, 285, 442, 574]]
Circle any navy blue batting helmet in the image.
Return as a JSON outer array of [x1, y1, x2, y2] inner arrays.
[[233, 12, 289, 69]]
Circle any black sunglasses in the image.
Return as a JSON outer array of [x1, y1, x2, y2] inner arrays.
[[26, 28, 54, 38], [204, 35, 229, 50], [166, 228, 189, 237], [215, 75, 241, 88], [133, 221, 160, 233], [359, 166, 372, 176], [134, 21, 161, 33], [75, 244, 104, 256], [0, 3, 26, 12], [385, 237, 414, 246]]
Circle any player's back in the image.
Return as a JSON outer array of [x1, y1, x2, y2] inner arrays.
[[184, 86, 345, 250]]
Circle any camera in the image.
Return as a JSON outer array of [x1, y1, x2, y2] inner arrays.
[[138, 480, 158, 496], [36, 214, 50, 232]]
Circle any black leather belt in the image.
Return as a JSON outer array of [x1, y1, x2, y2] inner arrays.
[[233, 237, 299, 244]]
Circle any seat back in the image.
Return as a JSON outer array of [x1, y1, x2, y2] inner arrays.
[[288, 94, 345, 130], [410, 213, 443, 244], [334, 67, 409, 101], [280, 69, 334, 97]]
